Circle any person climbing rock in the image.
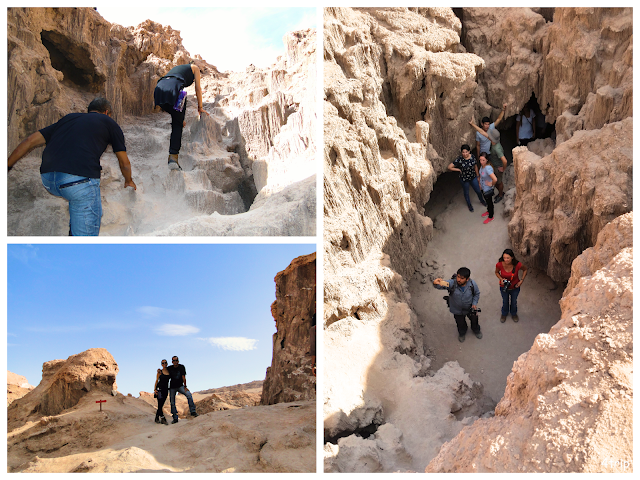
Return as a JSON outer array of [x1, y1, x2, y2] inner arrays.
[[495, 249, 528, 323], [516, 104, 536, 146], [474, 103, 506, 161], [448, 144, 487, 212], [433, 267, 482, 342], [7, 97, 136, 236], [478, 152, 498, 224], [167, 356, 198, 423], [470, 109, 508, 203], [153, 62, 210, 170], [154, 359, 170, 425]]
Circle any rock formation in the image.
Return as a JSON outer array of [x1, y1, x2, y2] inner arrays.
[[261, 253, 316, 405], [426, 213, 633, 473], [323, 6, 632, 473], [7, 371, 35, 405], [8, 348, 118, 428], [7, 7, 316, 236]]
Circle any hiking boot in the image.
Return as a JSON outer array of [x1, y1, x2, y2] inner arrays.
[[171, 418, 179, 424], [474, 331, 483, 339], [160, 417, 168, 425], [500, 315, 507, 323], [468, 205, 474, 212], [483, 217, 494, 224], [154, 417, 160, 424], [168, 154, 182, 171], [458, 334, 466, 343], [191, 412, 199, 417], [495, 194, 504, 203], [481, 211, 489, 217], [512, 315, 519, 323]]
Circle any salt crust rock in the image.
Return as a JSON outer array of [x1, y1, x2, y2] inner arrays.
[[426, 212, 632, 473], [261, 253, 316, 405], [8, 348, 118, 426], [7, 8, 315, 236], [508, 118, 632, 282]]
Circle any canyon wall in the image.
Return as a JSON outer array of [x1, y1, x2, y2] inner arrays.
[[261, 253, 317, 405], [323, 6, 632, 473]]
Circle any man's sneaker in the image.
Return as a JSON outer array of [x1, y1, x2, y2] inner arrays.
[[481, 211, 489, 217], [191, 412, 199, 417], [483, 217, 494, 224], [171, 418, 179, 424], [512, 315, 519, 323], [160, 417, 168, 425], [474, 331, 483, 339], [500, 315, 507, 323], [458, 334, 465, 343], [495, 194, 504, 203], [168, 154, 182, 171]]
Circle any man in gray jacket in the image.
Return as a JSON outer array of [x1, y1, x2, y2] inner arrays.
[[433, 267, 482, 343]]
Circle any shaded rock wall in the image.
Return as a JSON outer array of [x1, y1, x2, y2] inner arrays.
[[261, 253, 316, 405], [426, 213, 633, 473], [7, 348, 118, 428]]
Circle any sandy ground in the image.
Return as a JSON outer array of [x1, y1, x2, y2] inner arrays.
[[409, 172, 563, 402]]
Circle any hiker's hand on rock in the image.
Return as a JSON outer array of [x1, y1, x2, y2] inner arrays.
[[198, 106, 210, 117]]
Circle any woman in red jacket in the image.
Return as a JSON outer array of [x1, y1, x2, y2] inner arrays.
[[495, 249, 528, 323]]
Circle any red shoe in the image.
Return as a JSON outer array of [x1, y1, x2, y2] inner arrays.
[[481, 211, 489, 217], [483, 217, 494, 224]]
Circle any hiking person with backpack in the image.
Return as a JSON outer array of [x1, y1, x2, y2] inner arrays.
[[495, 249, 528, 323], [433, 267, 482, 343]]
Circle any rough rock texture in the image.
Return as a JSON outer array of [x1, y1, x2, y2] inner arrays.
[[7, 371, 32, 389], [508, 118, 632, 282], [261, 253, 316, 405], [426, 212, 633, 473], [323, 6, 633, 473], [7, 348, 118, 428], [7, 7, 316, 236], [7, 371, 35, 406]]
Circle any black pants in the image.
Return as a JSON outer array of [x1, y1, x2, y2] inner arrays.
[[156, 390, 168, 418], [160, 97, 187, 155], [454, 312, 480, 336], [483, 190, 494, 218]]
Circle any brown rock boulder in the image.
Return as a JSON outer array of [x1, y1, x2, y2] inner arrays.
[[8, 348, 118, 426], [261, 253, 316, 405]]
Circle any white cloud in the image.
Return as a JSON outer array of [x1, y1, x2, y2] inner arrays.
[[9, 245, 38, 264], [199, 337, 258, 351], [137, 306, 190, 317], [155, 324, 200, 336], [7, 333, 17, 337]]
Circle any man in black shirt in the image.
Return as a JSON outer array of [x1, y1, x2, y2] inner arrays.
[[167, 355, 198, 424], [7, 97, 136, 235]]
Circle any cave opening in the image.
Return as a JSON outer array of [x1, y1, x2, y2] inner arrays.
[[324, 421, 381, 445], [41, 30, 105, 92]]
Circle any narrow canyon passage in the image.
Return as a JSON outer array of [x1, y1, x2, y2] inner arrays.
[[409, 173, 563, 402]]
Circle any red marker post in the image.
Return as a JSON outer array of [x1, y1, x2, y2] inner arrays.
[[96, 400, 106, 411]]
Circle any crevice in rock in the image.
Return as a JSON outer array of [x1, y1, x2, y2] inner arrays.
[[324, 421, 381, 445]]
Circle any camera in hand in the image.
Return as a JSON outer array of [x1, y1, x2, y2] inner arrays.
[[501, 279, 511, 290]]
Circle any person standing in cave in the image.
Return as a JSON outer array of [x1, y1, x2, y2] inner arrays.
[[495, 249, 528, 323], [478, 152, 498, 224], [433, 267, 482, 343], [475, 103, 507, 164], [153, 62, 210, 171], [7, 97, 136, 236], [470, 119, 508, 203], [516, 104, 536, 146], [448, 144, 487, 212]]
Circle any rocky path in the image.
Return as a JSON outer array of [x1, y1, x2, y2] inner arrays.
[[409, 173, 563, 402]]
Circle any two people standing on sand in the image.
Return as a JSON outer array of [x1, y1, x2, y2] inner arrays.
[[154, 356, 198, 425]]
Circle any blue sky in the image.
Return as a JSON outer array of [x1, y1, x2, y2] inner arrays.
[[7, 244, 316, 396], [96, 7, 317, 72]]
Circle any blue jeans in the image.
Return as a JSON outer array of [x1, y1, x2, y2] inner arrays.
[[41, 172, 102, 236], [169, 386, 197, 420], [500, 287, 521, 316], [460, 177, 486, 208]]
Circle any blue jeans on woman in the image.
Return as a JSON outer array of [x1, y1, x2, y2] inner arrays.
[[500, 287, 521, 316], [41, 172, 102, 236], [460, 177, 487, 209]]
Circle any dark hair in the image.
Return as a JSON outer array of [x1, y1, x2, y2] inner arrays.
[[500, 249, 518, 264], [457, 267, 471, 279], [481, 116, 491, 124], [172, 356, 179, 361], [479, 152, 489, 159], [87, 97, 112, 114], [461, 144, 471, 152]]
